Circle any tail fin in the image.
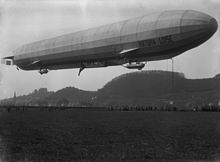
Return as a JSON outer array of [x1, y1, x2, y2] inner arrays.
[[1, 56, 14, 65]]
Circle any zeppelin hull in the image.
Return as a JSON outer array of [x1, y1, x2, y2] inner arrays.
[[10, 10, 217, 71]]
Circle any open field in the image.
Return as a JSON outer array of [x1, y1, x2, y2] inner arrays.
[[0, 110, 220, 161]]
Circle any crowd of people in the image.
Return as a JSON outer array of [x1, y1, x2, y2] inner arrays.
[[107, 105, 178, 111]]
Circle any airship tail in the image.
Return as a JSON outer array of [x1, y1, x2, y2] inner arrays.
[[1, 56, 14, 65]]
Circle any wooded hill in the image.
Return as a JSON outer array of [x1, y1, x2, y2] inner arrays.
[[1, 71, 220, 108]]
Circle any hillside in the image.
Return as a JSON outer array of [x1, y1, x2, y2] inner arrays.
[[0, 87, 95, 107], [96, 71, 220, 107], [46, 87, 95, 106], [1, 70, 220, 108]]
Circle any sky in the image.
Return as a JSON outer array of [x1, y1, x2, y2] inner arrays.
[[0, 0, 220, 99]]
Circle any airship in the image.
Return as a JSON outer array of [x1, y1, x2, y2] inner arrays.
[[2, 10, 218, 75]]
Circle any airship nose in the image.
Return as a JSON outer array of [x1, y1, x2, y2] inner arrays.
[[208, 18, 218, 35], [180, 10, 218, 46]]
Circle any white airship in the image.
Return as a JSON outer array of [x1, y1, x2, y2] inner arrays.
[[2, 10, 218, 75]]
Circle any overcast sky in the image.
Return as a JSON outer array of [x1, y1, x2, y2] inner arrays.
[[0, 0, 220, 99]]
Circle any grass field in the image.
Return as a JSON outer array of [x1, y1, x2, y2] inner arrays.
[[0, 110, 220, 161]]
